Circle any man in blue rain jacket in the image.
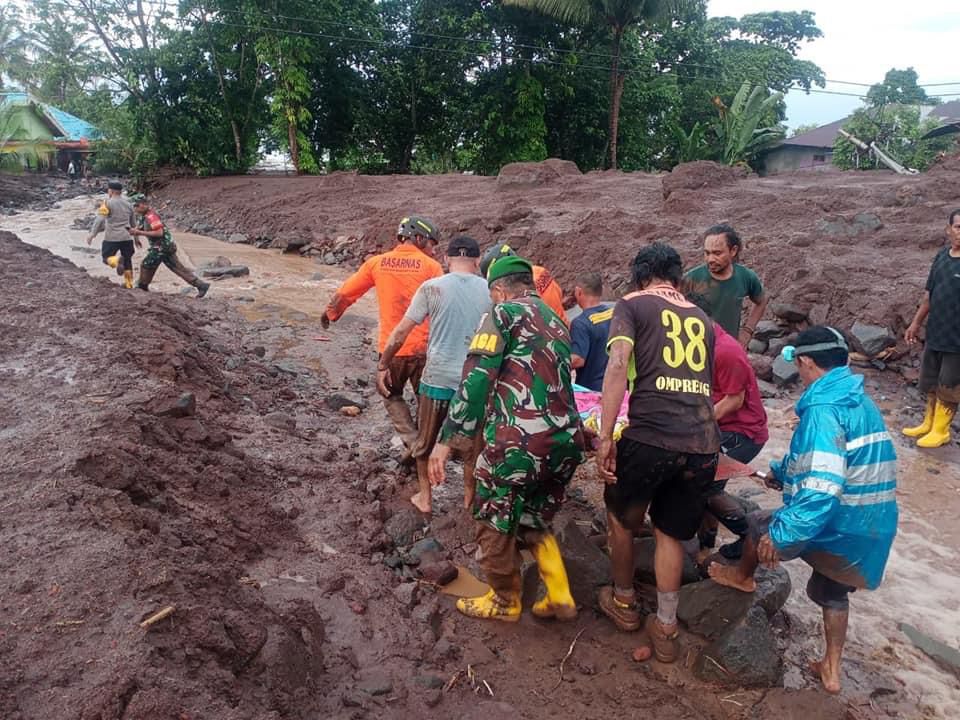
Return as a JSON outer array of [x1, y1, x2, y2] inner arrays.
[[709, 325, 898, 694]]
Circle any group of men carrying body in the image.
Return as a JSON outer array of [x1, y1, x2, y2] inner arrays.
[[86, 181, 210, 297], [326, 208, 960, 694]]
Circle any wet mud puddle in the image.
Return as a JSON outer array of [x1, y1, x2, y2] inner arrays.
[[4, 198, 960, 718]]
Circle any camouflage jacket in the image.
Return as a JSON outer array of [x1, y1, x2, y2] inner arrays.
[[439, 292, 585, 472]]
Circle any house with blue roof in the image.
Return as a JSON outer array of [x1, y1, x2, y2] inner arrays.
[[0, 91, 102, 172]]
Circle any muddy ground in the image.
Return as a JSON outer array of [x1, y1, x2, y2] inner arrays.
[[0, 172, 958, 719]]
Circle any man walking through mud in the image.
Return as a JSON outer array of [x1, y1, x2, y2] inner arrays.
[[709, 326, 898, 694], [429, 256, 585, 623], [129, 195, 210, 297], [86, 181, 137, 289], [684, 224, 766, 347], [596, 242, 720, 664], [903, 208, 960, 448], [322, 216, 443, 452], [377, 236, 490, 514]]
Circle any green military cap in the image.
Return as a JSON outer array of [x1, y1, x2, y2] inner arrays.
[[128, 192, 146, 203], [487, 255, 533, 287]]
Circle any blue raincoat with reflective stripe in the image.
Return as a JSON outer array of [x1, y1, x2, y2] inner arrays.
[[769, 366, 898, 589]]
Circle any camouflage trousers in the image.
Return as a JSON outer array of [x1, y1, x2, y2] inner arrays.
[[472, 430, 584, 535], [138, 240, 202, 289]]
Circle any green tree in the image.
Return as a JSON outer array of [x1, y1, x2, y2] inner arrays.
[[0, 5, 30, 89], [504, 0, 698, 169], [866, 68, 938, 107], [833, 106, 953, 172], [791, 123, 819, 137], [714, 81, 784, 165], [25, 0, 98, 105]]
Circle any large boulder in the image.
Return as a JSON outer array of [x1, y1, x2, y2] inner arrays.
[[770, 303, 807, 323], [678, 566, 790, 640], [850, 322, 896, 357], [694, 606, 783, 687], [772, 355, 799, 386], [634, 537, 701, 586], [661, 161, 749, 199], [384, 508, 426, 548], [497, 158, 581, 189], [753, 320, 787, 341]]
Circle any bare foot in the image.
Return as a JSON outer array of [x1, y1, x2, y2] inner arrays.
[[695, 547, 714, 565], [707, 561, 757, 593], [809, 659, 841, 694], [410, 491, 432, 515]]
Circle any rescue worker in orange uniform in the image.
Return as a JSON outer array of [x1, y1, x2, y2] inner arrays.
[[321, 215, 444, 450], [479, 244, 567, 322]]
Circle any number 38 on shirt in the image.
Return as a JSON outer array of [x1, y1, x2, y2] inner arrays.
[[660, 309, 707, 372]]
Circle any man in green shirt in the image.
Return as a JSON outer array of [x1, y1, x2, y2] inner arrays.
[[684, 224, 767, 348]]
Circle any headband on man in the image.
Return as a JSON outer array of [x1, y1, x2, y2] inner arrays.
[[781, 327, 848, 363]]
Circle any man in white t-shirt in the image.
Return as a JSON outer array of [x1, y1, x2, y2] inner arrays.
[[378, 235, 491, 513]]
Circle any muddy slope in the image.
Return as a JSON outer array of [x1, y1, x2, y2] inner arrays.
[[155, 156, 960, 333]]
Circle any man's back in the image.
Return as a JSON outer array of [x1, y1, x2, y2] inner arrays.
[[570, 303, 613, 391], [96, 196, 135, 243], [608, 285, 720, 455], [712, 324, 768, 444], [407, 272, 490, 390]]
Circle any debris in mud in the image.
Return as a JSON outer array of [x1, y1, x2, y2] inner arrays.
[[201, 264, 250, 279]]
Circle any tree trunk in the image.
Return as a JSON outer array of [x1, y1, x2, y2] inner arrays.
[[231, 121, 243, 166], [607, 27, 625, 170], [287, 111, 300, 174]]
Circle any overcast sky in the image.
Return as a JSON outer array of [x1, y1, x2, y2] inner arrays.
[[708, 0, 960, 128]]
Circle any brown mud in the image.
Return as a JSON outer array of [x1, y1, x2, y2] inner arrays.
[[0, 176, 958, 719]]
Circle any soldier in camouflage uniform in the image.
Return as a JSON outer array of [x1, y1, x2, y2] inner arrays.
[[128, 194, 210, 298], [429, 256, 586, 622]]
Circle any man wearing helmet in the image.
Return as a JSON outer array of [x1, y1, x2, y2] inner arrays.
[[321, 215, 444, 450], [480, 244, 567, 323]]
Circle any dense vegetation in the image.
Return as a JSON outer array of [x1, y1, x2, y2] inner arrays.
[[2, 1, 829, 176]]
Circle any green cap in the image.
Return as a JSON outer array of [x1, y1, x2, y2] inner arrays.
[[487, 255, 532, 287], [128, 192, 146, 203]]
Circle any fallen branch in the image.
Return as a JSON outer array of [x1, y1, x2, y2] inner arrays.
[[552, 627, 587, 692], [139, 605, 176, 629], [703, 654, 732, 676]]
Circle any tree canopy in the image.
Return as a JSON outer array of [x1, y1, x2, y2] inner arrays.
[[2, 0, 829, 177]]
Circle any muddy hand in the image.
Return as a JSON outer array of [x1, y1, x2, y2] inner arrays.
[[376, 367, 392, 398], [596, 437, 617, 484], [428, 444, 451, 486], [905, 324, 919, 346]]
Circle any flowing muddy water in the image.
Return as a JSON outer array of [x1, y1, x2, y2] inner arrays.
[[3, 196, 959, 717]]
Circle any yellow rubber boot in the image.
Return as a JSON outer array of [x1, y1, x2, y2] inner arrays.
[[456, 589, 521, 623], [106, 255, 120, 269], [122, 270, 134, 289], [903, 394, 936, 438], [917, 400, 957, 448], [530, 534, 578, 621]]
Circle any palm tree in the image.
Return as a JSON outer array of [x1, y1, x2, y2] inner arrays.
[[504, 0, 695, 169], [713, 82, 784, 166], [0, 5, 30, 89]]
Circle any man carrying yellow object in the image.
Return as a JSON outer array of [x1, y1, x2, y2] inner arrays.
[[321, 215, 443, 449]]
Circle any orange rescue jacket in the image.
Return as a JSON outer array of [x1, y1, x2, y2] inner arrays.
[[326, 243, 443, 356], [533, 265, 566, 323]]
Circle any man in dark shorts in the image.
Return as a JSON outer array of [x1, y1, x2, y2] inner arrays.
[[86, 181, 137, 289], [688, 292, 768, 558], [683, 224, 766, 347], [596, 242, 720, 663], [903, 208, 960, 448], [709, 326, 898, 694]]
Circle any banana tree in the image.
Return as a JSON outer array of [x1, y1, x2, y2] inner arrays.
[[504, 0, 697, 170], [713, 81, 785, 166]]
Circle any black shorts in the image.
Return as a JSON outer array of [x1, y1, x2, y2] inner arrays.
[[719, 430, 764, 464], [604, 438, 718, 541], [919, 349, 960, 403], [747, 511, 857, 610], [101, 239, 135, 262]]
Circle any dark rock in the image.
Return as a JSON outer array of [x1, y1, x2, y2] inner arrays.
[[325, 393, 368, 411], [310, 272, 324, 281], [747, 338, 768, 354], [413, 674, 445, 690], [634, 537, 701, 587], [853, 212, 883, 232], [749, 354, 774, 382], [678, 579, 752, 639], [756, 379, 779, 399], [384, 508, 425, 548], [404, 537, 443, 565], [264, 412, 296, 432], [227, 233, 248, 244], [771, 303, 807, 323], [772, 356, 799, 386], [694, 606, 783, 687], [392, 581, 419, 610], [419, 561, 458, 586], [252, 345, 266, 358], [199, 255, 233, 269], [323, 253, 337, 265], [201, 265, 250, 279], [157, 393, 196, 418], [193, 222, 215, 234], [753, 320, 786, 342], [225, 356, 242, 370], [749, 689, 847, 720], [357, 674, 393, 696], [850, 321, 896, 357], [423, 688, 443, 708], [753, 566, 792, 618], [272, 360, 301, 375], [767, 337, 789, 358]]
